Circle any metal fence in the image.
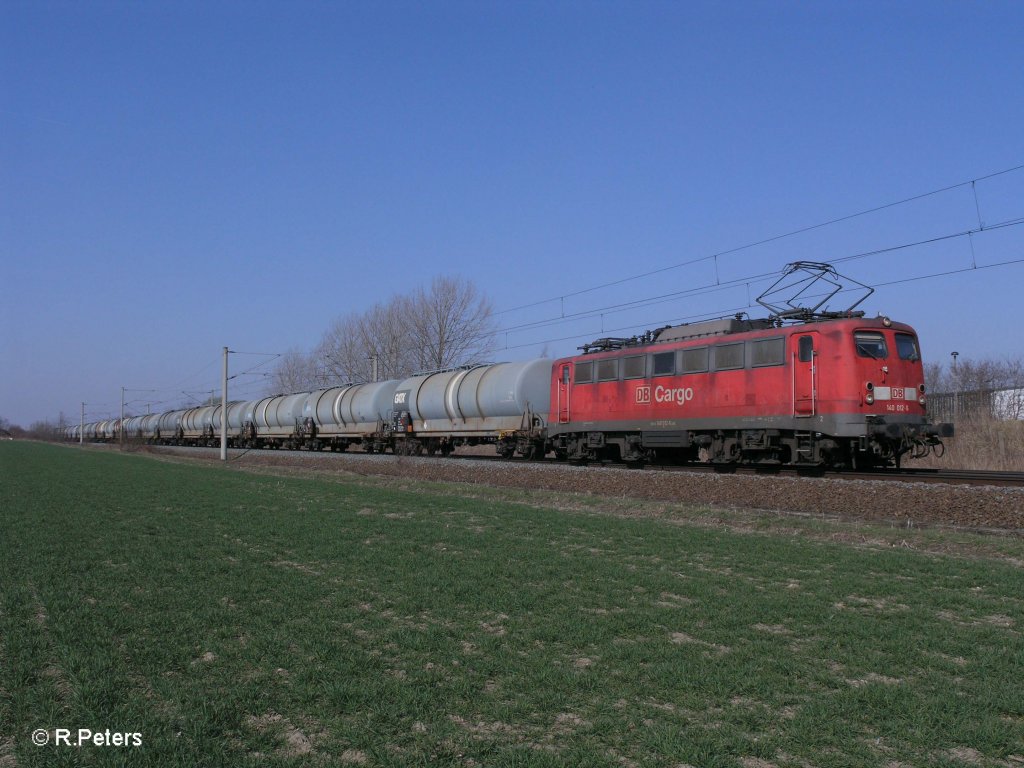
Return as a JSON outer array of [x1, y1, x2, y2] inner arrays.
[[928, 388, 1024, 422]]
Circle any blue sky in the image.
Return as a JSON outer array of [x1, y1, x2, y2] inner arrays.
[[2, 1, 1022, 425]]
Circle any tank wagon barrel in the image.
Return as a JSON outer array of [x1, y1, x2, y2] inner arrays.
[[389, 359, 553, 457]]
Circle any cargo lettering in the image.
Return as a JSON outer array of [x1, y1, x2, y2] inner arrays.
[[654, 385, 694, 405]]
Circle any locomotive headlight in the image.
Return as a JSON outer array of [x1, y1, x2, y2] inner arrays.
[[866, 393, 874, 404], [919, 396, 926, 405]]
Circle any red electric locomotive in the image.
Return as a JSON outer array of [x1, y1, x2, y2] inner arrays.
[[545, 263, 952, 468]]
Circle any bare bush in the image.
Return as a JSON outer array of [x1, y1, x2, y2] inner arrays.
[[909, 414, 1024, 471]]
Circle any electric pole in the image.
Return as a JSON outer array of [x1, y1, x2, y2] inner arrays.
[[951, 351, 960, 420], [221, 346, 229, 461]]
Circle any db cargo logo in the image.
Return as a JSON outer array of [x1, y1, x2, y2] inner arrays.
[[638, 385, 695, 406]]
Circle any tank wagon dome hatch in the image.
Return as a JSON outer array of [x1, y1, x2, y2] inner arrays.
[[578, 262, 878, 354]]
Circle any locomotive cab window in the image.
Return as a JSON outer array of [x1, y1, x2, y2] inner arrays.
[[652, 351, 675, 377], [623, 355, 645, 379], [854, 332, 888, 359], [751, 337, 785, 367], [895, 333, 920, 361], [597, 359, 618, 382], [574, 361, 594, 384], [679, 347, 709, 374], [798, 336, 814, 362], [713, 343, 744, 371]]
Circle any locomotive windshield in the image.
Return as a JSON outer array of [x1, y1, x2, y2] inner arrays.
[[895, 333, 920, 361], [854, 331, 888, 359]]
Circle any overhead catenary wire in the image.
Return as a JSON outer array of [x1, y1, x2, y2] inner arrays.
[[77, 253, 1024, 422], [75, 163, 1023, 421], [166, 169, 1024, 389], [497, 256, 1024, 356], [113, 218, 1024, 408], [494, 162, 1024, 317], [481, 215, 1024, 347]]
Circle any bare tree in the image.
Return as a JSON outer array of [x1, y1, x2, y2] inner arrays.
[[406, 276, 495, 371], [313, 276, 496, 384], [358, 300, 417, 380], [314, 304, 412, 384], [269, 348, 320, 394], [931, 357, 1024, 395], [28, 419, 59, 441], [923, 361, 948, 395]]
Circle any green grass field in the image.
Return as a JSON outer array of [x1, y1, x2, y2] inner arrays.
[[1, 442, 1022, 767]]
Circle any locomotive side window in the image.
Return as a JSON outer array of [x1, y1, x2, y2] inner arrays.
[[751, 338, 785, 367], [854, 332, 888, 359], [895, 333, 920, 361], [597, 359, 618, 382], [623, 355, 646, 379], [575, 361, 594, 384], [798, 336, 814, 362], [679, 346, 709, 374], [713, 343, 744, 371], [652, 352, 675, 377]]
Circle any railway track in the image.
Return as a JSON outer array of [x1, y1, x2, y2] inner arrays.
[[449, 454, 1024, 487], [163, 443, 1024, 488], [137, 443, 1024, 530], [676, 465, 1024, 487], [826, 468, 1024, 487]]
